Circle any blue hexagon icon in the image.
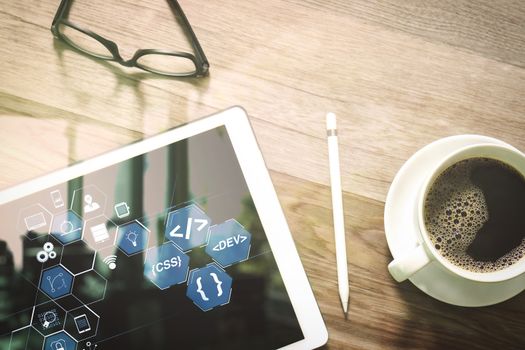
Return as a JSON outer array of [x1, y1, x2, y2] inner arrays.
[[144, 242, 190, 290], [40, 265, 74, 299], [165, 204, 211, 251], [43, 330, 77, 350], [186, 263, 232, 312], [116, 220, 150, 256], [50, 210, 83, 245], [205, 219, 252, 267]]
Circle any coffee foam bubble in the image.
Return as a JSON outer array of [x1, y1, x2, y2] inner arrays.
[[424, 158, 525, 273]]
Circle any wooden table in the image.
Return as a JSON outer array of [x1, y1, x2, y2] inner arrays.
[[1, 0, 524, 348]]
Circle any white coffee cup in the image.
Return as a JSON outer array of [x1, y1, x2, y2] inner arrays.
[[388, 143, 525, 283]]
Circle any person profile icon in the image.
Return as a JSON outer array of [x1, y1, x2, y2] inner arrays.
[[84, 194, 100, 213]]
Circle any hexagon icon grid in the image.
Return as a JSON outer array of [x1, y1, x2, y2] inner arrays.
[[116, 220, 150, 256], [43, 330, 77, 350], [39, 265, 74, 300], [186, 263, 232, 312], [165, 204, 211, 251], [205, 219, 252, 267], [71, 185, 107, 219], [144, 242, 190, 290], [31, 300, 67, 337], [50, 210, 84, 245]]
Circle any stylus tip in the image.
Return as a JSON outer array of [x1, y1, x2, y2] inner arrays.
[[341, 296, 349, 319]]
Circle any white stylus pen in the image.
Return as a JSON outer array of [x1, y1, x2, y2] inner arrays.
[[326, 112, 349, 318]]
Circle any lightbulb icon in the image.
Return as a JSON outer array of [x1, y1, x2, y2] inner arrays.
[[126, 231, 138, 247]]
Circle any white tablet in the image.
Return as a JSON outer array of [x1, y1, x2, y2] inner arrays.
[[0, 107, 327, 350]]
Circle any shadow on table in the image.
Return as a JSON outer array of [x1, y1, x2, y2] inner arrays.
[[394, 280, 525, 350], [52, 38, 211, 141]]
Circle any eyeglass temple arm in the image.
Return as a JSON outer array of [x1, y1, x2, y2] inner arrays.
[[52, 0, 73, 27], [168, 0, 209, 70]]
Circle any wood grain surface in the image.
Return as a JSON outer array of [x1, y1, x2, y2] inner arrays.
[[1, 0, 524, 349]]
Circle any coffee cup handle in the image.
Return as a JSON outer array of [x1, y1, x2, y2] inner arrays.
[[388, 244, 432, 282]]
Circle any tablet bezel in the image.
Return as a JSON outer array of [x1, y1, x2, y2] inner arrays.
[[0, 106, 328, 349]]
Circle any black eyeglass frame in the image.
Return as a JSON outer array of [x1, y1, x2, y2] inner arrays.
[[51, 0, 209, 77]]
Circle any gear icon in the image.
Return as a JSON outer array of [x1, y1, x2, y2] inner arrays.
[[44, 242, 54, 252], [36, 242, 56, 263]]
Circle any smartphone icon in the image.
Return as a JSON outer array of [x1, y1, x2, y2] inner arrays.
[[50, 190, 64, 208], [74, 314, 91, 334]]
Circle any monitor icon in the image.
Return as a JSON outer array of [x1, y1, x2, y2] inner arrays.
[[25, 212, 47, 231]]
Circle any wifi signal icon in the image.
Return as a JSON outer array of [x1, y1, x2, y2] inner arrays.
[[103, 255, 117, 270]]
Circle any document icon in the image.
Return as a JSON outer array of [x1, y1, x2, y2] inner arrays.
[[90, 223, 110, 243]]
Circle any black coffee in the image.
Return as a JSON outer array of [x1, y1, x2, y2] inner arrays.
[[424, 157, 525, 273]]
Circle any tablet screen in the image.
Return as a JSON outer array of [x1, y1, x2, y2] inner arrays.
[[0, 126, 304, 350]]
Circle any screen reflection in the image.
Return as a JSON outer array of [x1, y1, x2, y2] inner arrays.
[[0, 127, 303, 350]]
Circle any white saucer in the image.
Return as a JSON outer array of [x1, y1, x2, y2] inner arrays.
[[384, 135, 525, 307]]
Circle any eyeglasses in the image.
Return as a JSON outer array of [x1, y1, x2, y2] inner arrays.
[[51, 0, 209, 77]]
